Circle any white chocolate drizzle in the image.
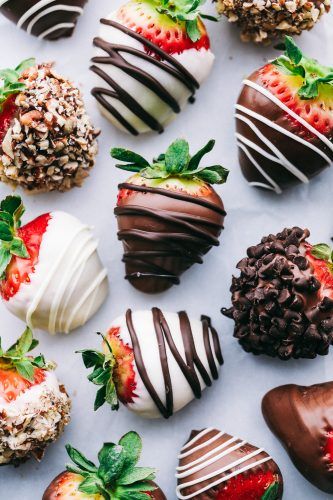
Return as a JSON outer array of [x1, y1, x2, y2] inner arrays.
[[176, 428, 272, 500]]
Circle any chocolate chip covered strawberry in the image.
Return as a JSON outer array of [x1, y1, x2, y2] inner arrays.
[[43, 431, 166, 499], [0, 58, 98, 192], [79, 308, 223, 419], [236, 36, 333, 193], [0, 326, 71, 465], [91, 0, 215, 135], [0, 195, 108, 334], [176, 427, 283, 499], [112, 138, 228, 294], [223, 227, 333, 360]]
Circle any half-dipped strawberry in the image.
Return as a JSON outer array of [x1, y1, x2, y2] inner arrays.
[[262, 381, 333, 493], [0, 326, 71, 465], [222, 227, 333, 360], [90, 0, 215, 134], [79, 308, 223, 419], [43, 431, 166, 499], [235, 36, 333, 193], [112, 138, 228, 293], [0, 195, 108, 334], [176, 428, 283, 499]]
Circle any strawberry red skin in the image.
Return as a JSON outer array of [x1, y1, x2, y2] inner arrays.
[[305, 244, 333, 297], [216, 471, 276, 500], [0, 365, 45, 403], [324, 431, 333, 466], [0, 95, 17, 144], [0, 213, 51, 301]]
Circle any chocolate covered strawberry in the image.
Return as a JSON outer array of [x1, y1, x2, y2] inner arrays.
[[235, 36, 333, 193], [112, 138, 228, 294], [90, 0, 215, 135], [0, 58, 98, 192], [0, 326, 71, 465], [79, 308, 223, 419], [0, 1, 88, 40], [43, 431, 166, 499], [262, 381, 333, 493], [176, 428, 283, 499], [223, 226, 333, 360], [0, 195, 108, 334]]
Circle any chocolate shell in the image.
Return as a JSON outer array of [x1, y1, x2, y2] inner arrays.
[[176, 428, 283, 499], [222, 227, 333, 359], [235, 70, 333, 193], [262, 382, 333, 493], [115, 183, 225, 294], [0, 0, 87, 40]]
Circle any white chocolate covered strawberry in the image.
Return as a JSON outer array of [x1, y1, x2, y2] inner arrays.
[[90, 0, 215, 135], [0, 195, 108, 334], [80, 308, 223, 419]]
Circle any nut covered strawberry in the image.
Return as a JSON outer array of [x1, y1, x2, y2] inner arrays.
[[0, 326, 71, 465], [90, 0, 215, 134], [176, 428, 283, 499], [0, 195, 108, 334], [112, 138, 228, 294], [43, 431, 166, 499], [223, 227, 333, 360], [235, 37, 333, 193], [79, 308, 223, 419]]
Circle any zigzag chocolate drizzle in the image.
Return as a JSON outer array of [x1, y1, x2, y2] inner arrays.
[[126, 308, 223, 418], [90, 18, 199, 135]]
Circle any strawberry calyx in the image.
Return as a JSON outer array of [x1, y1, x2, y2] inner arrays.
[[111, 138, 229, 185], [0, 58, 35, 111], [0, 326, 53, 385], [65, 432, 157, 499], [273, 36, 333, 100]]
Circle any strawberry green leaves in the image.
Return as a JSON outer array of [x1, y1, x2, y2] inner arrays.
[[0, 195, 29, 280], [0, 58, 35, 111], [111, 138, 229, 185], [311, 243, 333, 262], [65, 432, 157, 500], [0, 326, 51, 382], [273, 36, 333, 100], [78, 335, 119, 412], [261, 481, 280, 500]]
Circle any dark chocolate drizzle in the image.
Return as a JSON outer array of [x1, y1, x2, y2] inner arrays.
[[116, 183, 225, 287], [91, 19, 199, 135], [125, 308, 223, 418]]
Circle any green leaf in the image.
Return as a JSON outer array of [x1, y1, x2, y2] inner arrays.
[[140, 166, 170, 179], [0, 195, 22, 216], [165, 139, 189, 174], [105, 377, 119, 411], [298, 79, 319, 100], [98, 443, 126, 485], [187, 139, 215, 171], [284, 36, 303, 65], [119, 432, 142, 471], [311, 243, 332, 262], [0, 221, 13, 241], [94, 384, 107, 411], [0, 211, 14, 226], [78, 475, 103, 495], [183, 164, 229, 184], [78, 349, 105, 369], [261, 481, 280, 500], [88, 367, 110, 386], [10, 237, 29, 258], [118, 467, 156, 485], [186, 19, 201, 42], [65, 444, 98, 473], [15, 58, 35, 74], [15, 359, 34, 381], [111, 148, 149, 168], [114, 491, 151, 500], [116, 482, 156, 493], [0, 247, 11, 279], [32, 354, 46, 368], [14, 326, 33, 355]]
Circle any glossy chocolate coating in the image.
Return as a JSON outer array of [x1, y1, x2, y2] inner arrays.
[[222, 227, 333, 359], [262, 382, 333, 493], [0, 0, 87, 40], [236, 70, 333, 192], [115, 183, 225, 294]]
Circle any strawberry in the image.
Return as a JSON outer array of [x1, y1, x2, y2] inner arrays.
[[111, 138, 228, 293], [236, 36, 333, 192], [216, 471, 279, 500], [262, 382, 333, 493], [117, 0, 210, 55], [42, 432, 166, 500]]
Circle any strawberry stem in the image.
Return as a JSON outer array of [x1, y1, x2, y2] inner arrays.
[[0, 58, 35, 111]]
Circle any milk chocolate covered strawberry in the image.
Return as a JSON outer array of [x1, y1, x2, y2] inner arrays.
[[235, 37, 333, 193], [113, 138, 228, 294], [91, 0, 215, 135], [43, 432, 166, 499], [0, 195, 108, 334], [176, 428, 283, 499], [80, 308, 223, 419], [223, 227, 333, 359], [0, 327, 71, 465]]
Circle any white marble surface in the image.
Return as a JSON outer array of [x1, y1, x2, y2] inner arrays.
[[0, 2, 333, 499]]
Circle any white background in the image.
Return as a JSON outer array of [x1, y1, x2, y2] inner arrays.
[[0, 1, 333, 499]]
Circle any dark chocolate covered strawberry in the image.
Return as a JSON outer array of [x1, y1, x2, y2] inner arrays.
[[112, 138, 228, 294], [262, 381, 333, 493], [235, 36, 333, 193], [222, 226, 333, 359], [43, 431, 166, 499], [176, 427, 283, 499], [0, 0, 88, 40]]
